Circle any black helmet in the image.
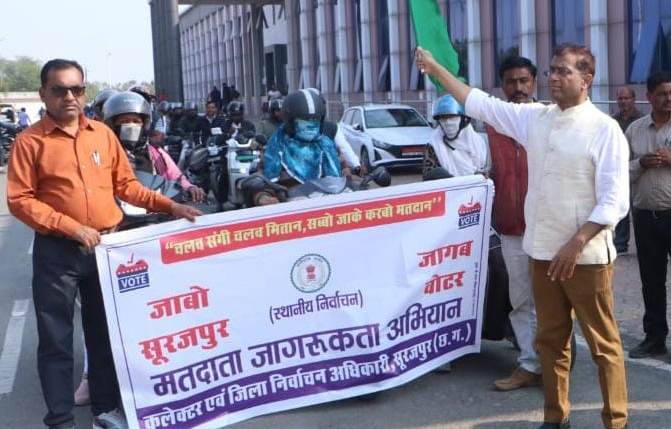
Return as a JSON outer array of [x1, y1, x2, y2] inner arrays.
[[282, 89, 326, 135], [227, 100, 244, 115], [157, 100, 170, 112], [92, 88, 119, 119], [184, 101, 197, 112], [129, 85, 155, 103], [103, 91, 152, 151]]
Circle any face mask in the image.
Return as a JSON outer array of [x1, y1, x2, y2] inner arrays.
[[438, 117, 461, 139], [118, 123, 144, 150], [294, 118, 321, 142]]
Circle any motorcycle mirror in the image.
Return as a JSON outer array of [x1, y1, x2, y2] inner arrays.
[[370, 166, 392, 187]]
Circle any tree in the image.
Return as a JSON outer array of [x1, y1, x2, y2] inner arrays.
[[0, 56, 42, 92]]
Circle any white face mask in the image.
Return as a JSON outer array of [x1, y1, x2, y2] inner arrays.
[[119, 123, 143, 142], [438, 117, 461, 138]]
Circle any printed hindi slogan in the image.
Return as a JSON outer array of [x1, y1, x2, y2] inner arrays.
[[95, 175, 493, 429]]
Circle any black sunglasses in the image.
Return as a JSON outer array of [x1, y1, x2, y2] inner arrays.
[[50, 85, 86, 97]]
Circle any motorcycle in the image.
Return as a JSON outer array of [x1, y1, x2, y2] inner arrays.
[[239, 166, 392, 208], [0, 121, 20, 166], [117, 170, 219, 231], [182, 130, 264, 210]]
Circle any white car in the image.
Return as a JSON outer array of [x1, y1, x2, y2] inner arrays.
[[339, 104, 433, 170]]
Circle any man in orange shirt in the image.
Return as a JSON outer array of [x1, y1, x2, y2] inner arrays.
[[7, 59, 201, 429]]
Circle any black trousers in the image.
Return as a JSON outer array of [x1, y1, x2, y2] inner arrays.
[[613, 210, 631, 252], [632, 209, 671, 341], [32, 234, 120, 427]]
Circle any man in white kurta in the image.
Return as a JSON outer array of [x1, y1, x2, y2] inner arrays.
[[416, 45, 629, 429]]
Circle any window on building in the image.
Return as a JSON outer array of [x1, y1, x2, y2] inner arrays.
[[629, 0, 671, 83], [552, 0, 585, 47], [493, 0, 519, 84], [447, 0, 469, 81]]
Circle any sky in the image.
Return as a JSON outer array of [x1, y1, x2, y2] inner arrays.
[[0, 0, 175, 85]]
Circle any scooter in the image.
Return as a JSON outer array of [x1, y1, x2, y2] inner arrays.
[[220, 133, 264, 208]]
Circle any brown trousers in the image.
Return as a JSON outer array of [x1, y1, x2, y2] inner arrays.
[[531, 260, 628, 429]]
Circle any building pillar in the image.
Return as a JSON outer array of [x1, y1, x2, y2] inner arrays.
[[249, 5, 265, 116], [466, 0, 483, 88], [519, 0, 537, 64], [588, 0, 610, 111], [335, 0, 353, 108], [218, 10, 227, 88], [285, 0, 301, 91], [233, 6, 244, 94], [360, 0, 373, 102], [316, 0, 336, 95], [149, 0, 183, 101], [388, 0, 402, 103], [299, 0, 315, 88], [225, 7, 235, 87]]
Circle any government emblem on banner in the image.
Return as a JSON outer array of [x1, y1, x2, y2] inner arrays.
[[458, 197, 482, 229], [116, 254, 150, 293], [291, 254, 331, 293]]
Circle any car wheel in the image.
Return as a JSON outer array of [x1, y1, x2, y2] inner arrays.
[[360, 147, 372, 173]]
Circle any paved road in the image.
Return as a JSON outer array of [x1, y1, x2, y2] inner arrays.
[[0, 167, 670, 429]]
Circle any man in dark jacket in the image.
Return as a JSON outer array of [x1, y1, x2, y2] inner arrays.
[[487, 56, 542, 391], [197, 100, 227, 142]]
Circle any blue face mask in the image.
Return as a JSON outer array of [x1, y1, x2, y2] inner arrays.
[[294, 118, 321, 142]]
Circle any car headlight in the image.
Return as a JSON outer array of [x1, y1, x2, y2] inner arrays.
[[372, 138, 393, 150]]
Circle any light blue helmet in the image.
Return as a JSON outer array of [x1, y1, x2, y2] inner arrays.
[[432, 94, 465, 119]]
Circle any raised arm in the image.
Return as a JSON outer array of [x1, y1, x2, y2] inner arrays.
[[415, 47, 542, 146]]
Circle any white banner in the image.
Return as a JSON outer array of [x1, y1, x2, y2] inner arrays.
[[95, 175, 493, 429]]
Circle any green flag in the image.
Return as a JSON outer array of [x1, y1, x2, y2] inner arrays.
[[409, 0, 462, 91]]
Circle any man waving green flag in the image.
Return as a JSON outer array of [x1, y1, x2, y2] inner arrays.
[[409, 0, 463, 90]]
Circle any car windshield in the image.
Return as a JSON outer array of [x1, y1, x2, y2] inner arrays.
[[364, 108, 427, 128]]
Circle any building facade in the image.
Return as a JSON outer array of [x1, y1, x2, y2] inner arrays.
[[170, 0, 671, 120]]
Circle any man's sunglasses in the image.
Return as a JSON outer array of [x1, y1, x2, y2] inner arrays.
[[50, 85, 86, 97]]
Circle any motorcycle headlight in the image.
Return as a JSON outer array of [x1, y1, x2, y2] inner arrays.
[[372, 138, 393, 150]]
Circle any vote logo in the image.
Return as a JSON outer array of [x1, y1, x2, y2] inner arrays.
[[458, 197, 482, 229], [116, 254, 150, 293]]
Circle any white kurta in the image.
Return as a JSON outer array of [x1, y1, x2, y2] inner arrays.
[[429, 124, 489, 177], [465, 89, 629, 264]]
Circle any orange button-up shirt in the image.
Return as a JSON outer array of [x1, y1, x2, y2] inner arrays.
[[7, 114, 174, 238]]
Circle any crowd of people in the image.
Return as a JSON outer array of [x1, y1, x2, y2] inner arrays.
[[3, 41, 671, 429]]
